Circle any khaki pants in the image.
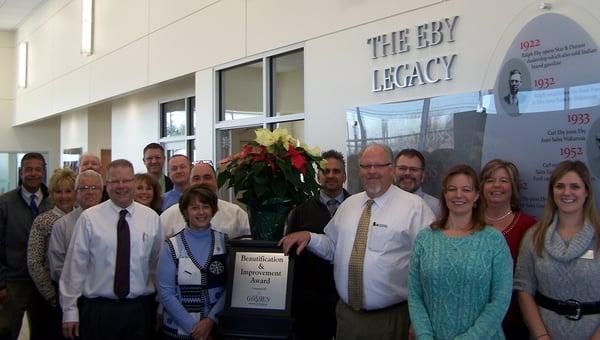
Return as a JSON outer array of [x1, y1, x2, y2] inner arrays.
[[336, 300, 409, 340]]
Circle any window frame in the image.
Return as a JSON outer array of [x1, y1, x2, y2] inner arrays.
[[159, 96, 196, 161], [214, 46, 305, 201]]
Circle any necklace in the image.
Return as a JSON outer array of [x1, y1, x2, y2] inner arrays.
[[486, 209, 513, 222]]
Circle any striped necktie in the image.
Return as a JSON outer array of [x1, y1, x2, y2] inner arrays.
[[29, 194, 39, 218]]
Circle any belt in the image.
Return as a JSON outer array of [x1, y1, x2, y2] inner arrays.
[[535, 292, 600, 320], [357, 300, 407, 314], [82, 294, 153, 304]]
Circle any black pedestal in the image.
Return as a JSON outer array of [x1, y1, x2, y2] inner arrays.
[[218, 238, 295, 339]]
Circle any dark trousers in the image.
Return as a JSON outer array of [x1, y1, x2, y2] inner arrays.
[[0, 279, 53, 340], [79, 295, 155, 340], [336, 300, 409, 340]]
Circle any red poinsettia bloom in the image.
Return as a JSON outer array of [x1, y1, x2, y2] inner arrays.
[[286, 145, 307, 173]]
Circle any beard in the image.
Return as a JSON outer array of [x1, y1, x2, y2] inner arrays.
[[395, 175, 421, 193], [363, 174, 383, 196]]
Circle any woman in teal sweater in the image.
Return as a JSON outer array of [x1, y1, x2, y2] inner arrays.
[[408, 164, 513, 339]]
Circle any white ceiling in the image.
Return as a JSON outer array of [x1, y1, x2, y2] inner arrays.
[[0, 0, 47, 31]]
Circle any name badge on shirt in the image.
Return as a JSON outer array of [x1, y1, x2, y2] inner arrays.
[[581, 249, 595, 260], [373, 222, 388, 228]]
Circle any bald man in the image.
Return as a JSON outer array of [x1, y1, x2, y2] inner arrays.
[[78, 152, 109, 202], [160, 162, 250, 239]]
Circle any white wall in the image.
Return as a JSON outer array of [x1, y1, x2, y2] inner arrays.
[[87, 102, 111, 156], [9, 0, 600, 168], [0, 31, 61, 171], [13, 0, 470, 125], [60, 108, 88, 155], [111, 76, 195, 173]]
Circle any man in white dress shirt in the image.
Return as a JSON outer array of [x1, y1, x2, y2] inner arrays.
[[280, 144, 435, 340], [393, 148, 442, 218], [59, 159, 162, 340], [48, 169, 104, 283], [160, 161, 249, 239]]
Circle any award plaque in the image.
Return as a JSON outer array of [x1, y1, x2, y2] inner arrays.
[[219, 238, 295, 339]]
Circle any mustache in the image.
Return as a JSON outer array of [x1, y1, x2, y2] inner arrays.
[[399, 175, 417, 181]]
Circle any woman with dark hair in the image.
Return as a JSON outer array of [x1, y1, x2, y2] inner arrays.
[[158, 184, 227, 340], [480, 159, 536, 338], [515, 161, 600, 339], [134, 173, 162, 214], [409, 164, 512, 339]]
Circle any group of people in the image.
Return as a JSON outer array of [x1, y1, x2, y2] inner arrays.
[[0, 141, 599, 340], [281, 144, 600, 340], [0, 144, 249, 340]]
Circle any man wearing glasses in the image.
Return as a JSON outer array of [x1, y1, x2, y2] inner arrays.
[[48, 169, 104, 284], [59, 159, 162, 340], [393, 148, 441, 218], [142, 143, 173, 195], [280, 144, 434, 340], [79, 152, 109, 202], [160, 161, 249, 239]]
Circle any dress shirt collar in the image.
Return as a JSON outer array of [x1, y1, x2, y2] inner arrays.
[[319, 190, 344, 206], [21, 187, 42, 204], [361, 184, 396, 208], [52, 206, 68, 217], [107, 199, 136, 216], [414, 187, 425, 198]]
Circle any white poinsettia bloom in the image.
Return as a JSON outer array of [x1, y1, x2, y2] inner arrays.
[[272, 128, 291, 143], [255, 128, 276, 146]]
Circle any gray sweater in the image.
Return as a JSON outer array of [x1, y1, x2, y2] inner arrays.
[[515, 217, 600, 339], [0, 186, 52, 288]]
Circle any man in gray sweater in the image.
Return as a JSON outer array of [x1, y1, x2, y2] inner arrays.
[[0, 152, 53, 340]]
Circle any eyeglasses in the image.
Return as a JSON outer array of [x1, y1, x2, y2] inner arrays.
[[395, 166, 423, 173], [193, 160, 214, 166], [358, 163, 391, 170], [106, 178, 135, 185], [77, 185, 101, 192]]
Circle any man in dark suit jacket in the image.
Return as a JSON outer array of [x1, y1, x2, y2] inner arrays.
[[503, 69, 522, 114], [143, 143, 173, 195], [0, 152, 53, 339], [286, 149, 351, 340]]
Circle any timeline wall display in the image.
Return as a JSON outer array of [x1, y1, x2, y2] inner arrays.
[[347, 13, 600, 218], [483, 13, 600, 217]]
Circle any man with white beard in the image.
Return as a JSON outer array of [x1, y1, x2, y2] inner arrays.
[[280, 144, 434, 340]]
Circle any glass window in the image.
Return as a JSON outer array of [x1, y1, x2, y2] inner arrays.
[[216, 126, 261, 202], [272, 51, 304, 116], [163, 141, 187, 159], [161, 99, 186, 137], [215, 49, 305, 203], [188, 97, 196, 135], [270, 120, 304, 142], [160, 96, 196, 162], [216, 126, 260, 163], [220, 61, 264, 121]]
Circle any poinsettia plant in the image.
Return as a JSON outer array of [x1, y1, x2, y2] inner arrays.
[[217, 128, 325, 208]]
